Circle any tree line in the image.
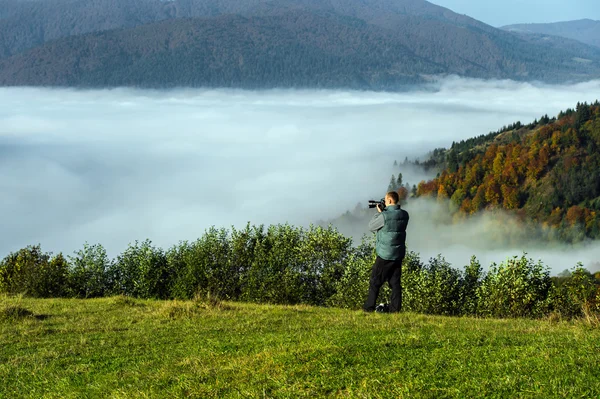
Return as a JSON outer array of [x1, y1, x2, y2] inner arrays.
[[1, 224, 598, 319]]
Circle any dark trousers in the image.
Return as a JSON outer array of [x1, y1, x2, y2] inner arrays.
[[363, 256, 403, 312]]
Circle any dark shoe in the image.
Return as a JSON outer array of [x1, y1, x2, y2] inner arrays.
[[375, 303, 389, 313]]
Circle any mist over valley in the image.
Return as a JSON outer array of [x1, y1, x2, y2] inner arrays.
[[2, 77, 600, 274], [3, 2, 600, 397]]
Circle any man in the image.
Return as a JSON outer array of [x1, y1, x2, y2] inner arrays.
[[363, 191, 409, 313]]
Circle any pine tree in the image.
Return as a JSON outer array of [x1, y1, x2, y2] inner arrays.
[[396, 173, 403, 187], [576, 102, 591, 128], [447, 150, 459, 173], [388, 175, 397, 192]]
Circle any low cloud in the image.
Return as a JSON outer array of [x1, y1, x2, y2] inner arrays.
[[1, 78, 599, 273], [405, 198, 600, 274]]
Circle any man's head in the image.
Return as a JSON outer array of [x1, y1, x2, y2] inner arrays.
[[385, 191, 399, 206]]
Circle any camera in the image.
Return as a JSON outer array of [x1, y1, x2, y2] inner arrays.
[[368, 198, 385, 209]]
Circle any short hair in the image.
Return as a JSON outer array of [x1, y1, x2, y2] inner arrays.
[[386, 191, 399, 204]]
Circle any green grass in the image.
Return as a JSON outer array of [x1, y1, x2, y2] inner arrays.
[[1, 295, 599, 398]]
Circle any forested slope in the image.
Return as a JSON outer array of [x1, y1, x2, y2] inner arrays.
[[416, 102, 600, 241], [1, 0, 600, 87], [0, 12, 441, 88]]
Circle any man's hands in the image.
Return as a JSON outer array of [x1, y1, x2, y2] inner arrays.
[[376, 203, 383, 213]]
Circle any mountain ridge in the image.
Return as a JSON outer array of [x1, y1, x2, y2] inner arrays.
[[502, 19, 600, 49], [1, 0, 600, 88]]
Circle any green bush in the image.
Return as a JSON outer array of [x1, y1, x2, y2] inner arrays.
[[460, 256, 483, 315], [170, 226, 247, 301], [326, 237, 375, 309], [167, 240, 197, 300], [170, 224, 353, 305], [400, 251, 425, 312], [3, 226, 596, 320], [68, 243, 110, 298], [402, 254, 462, 315], [547, 265, 597, 317], [0, 245, 69, 297], [477, 255, 551, 318], [44, 254, 70, 298], [242, 224, 303, 304], [228, 223, 264, 300], [426, 255, 463, 315], [109, 240, 171, 299], [295, 225, 353, 306]]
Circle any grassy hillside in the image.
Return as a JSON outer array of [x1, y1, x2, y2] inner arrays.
[[1, 295, 599, 398]]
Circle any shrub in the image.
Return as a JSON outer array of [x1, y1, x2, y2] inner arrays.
[[0, 245, 69, 297], [170, 227, 240, 301], [326, 238, 375, 309], [109, 240, 171, 299], [68, 243, 110, 298], [167, 241, 196, 300], [401, 251, 426, 312], [7, 227, 598, 322], [295, 225, 352, 306], [228, 223, 263, 300], [477, 255, 551, 318], [200, 227, 237, 300], [329, 242, 428, 311], [242, 224, 304, 304], [460, 256, 483, 315], [547, 265, 597, 317], [402, 254, 462, 315]]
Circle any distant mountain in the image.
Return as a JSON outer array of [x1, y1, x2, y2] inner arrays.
[[502, 19, 600, 49], [0, 12, 442, 89], [1, 0, 600, 88], [0, 0, 504, 58]]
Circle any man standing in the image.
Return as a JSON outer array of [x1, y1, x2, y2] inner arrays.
[[363, 191, 409, 313]]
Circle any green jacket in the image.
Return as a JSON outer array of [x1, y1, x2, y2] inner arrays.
[[368, 205, 409, 261]]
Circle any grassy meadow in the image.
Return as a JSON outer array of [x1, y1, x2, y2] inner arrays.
[[1, 295, 599, 398]]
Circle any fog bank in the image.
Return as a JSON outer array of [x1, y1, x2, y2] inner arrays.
[[1, 77, 600, 273], [406, 198, 600, 274]]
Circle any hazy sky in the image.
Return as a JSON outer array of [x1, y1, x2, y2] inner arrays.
[[2, 77, 600, 273], [430, 0, 600, 27]]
